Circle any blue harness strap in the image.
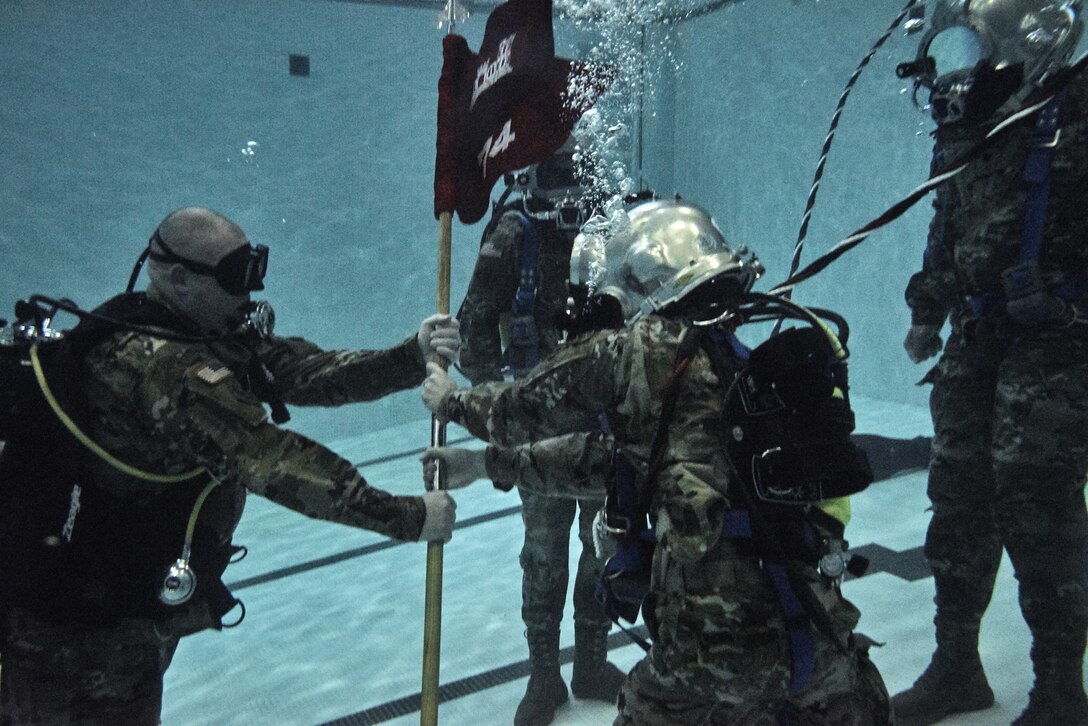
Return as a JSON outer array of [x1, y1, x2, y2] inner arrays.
[[965, 291, 1004, 319], [1019, 92, 1065, 268], [706, 325, 749, 362], [611, 449, 644, 538], [597, 448, 656, 645], [767, 563, 818, 697], [512, 213, 540, 319], [967, 91, 1088, 318], [723, 509, 817, 697], [722, 508, 753, 538], [1003, 90, 1068, 300], [507, 213, 541, 377]]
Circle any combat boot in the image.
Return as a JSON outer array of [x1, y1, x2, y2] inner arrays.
[[514, 627, 568, 726], [570, 623, 626, 703], [890, 652, 994, 726], [1013, 670, 1088, 726]]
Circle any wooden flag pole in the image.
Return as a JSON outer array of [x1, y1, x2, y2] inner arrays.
[[421, 210, 453, 726], [423, 4, 466, 717]]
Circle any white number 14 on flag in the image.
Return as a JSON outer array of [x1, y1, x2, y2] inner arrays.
[[477, 119, 516, 178]]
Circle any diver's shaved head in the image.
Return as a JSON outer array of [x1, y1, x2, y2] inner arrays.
[[145, 207, 253, 334], [154, 207, 248, 266]]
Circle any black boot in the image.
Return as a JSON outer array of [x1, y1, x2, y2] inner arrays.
[[1013, 664, 1088, 726], [570, 623, 626, 703], [1014, 689, 1088, 726], [514, 627, 568, 726], [890, 650, 994, 726], [1002, 521, 1088, 726]]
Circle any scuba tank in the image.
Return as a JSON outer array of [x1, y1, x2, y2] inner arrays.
[[0, 294, 250, 627]]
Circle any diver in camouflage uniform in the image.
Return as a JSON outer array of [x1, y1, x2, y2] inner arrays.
[[426, 199, 892, 725], [0, 207, 459, 726], [456, 139, 625, 726], [893, 2, 1088, 724]]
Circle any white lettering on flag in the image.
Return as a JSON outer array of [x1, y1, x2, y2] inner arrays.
[[471, 33, 516, 110]]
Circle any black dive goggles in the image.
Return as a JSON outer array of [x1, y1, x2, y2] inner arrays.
[[148, 230, 268, 295]]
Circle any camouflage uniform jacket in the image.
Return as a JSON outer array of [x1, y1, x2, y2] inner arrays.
[[442, 317, 866, 702], [457, 210, 576, 384], [78, 328, 429, 542], [906, 69, 1088, 329], [483, 429, 615, 499]]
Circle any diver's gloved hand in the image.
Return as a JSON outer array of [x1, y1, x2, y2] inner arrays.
[[422, 446, 488, 491], [417, 314, 461, 364], [417, 490, 457, 543], [422, 361, 458, 420], [592, 508, 618, 561], [904, 324, 943, 364]]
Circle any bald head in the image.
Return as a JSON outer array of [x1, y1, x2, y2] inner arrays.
[[145, 207, 254, 334], [154, 207, 248, 266]]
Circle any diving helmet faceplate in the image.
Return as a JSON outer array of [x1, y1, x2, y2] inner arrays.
[[900, 0, 1082, 124], [570, 199, 763, 325]]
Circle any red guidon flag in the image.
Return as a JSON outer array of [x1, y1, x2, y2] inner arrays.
[[434, 0, 615, 225]]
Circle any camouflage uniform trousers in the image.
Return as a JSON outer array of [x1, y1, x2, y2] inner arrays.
[[614, 651, 890, 726], [612, 565, 891, 726], [518, 488, 610, 635], [0, 607, 180, 726], [923, 327, 1088, 673]]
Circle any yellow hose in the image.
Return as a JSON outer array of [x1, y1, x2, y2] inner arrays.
[[30, 342, 204, 483]]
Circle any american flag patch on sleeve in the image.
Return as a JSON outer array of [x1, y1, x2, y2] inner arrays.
[[196, 363, 232, 385]]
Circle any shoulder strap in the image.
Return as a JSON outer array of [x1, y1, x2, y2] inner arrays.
[[64, 292, 195, 355], [600, 325, 701, 538], [511, 211, 541, 320], [506, 211, 543, 376], [641, 324, 703, 508], [1002, 90, 1069, 300]]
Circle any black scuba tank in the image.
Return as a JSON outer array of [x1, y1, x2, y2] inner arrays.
[[0, 294, 243, 626], [721, 325, 873, 507]]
